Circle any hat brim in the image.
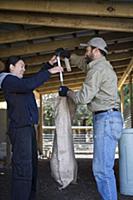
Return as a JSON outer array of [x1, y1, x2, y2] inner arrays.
[[80, 43, 108, 54], [80, 43, 89, 47]]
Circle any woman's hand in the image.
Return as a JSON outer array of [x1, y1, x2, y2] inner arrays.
[[48, 55, 57, 66], [48, 66, 63, 74]]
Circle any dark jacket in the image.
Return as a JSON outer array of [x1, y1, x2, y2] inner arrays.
[[0, 64, 51, 128]]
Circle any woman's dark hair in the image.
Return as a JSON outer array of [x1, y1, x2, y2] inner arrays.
[[5, 56, 22, 72]]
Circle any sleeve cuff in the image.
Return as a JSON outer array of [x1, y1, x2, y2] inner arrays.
[[46, 62, 53, 68], [42, 62, 53, 70]]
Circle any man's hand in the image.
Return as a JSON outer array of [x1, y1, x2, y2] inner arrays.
[[55, 48, 70, 59], [58, 86, 69, 96]]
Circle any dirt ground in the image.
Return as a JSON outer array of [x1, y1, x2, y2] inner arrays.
[[0, 159, 133, 200]]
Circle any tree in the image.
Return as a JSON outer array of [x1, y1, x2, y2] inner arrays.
[[42, 93, 92, 126]]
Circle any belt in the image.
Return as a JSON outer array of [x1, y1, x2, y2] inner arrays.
[[94, 108, 118, 115]]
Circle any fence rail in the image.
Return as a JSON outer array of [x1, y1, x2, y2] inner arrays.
[[42, 126, 93, 158], [42, 126, 93, 130]]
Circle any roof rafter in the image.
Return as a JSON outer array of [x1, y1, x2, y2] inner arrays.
[[0, 11, 133, 32], [0, 27, 78, 44], [118, 57, 133, 90], [0, 36, 133, 59], [22, 50, 133, 69], [0, 0, 132, 18]]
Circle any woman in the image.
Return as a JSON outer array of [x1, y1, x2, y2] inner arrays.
[[0, 55, 63, 200]]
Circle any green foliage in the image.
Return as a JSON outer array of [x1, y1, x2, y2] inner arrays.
[[123, 84, 131, 108], [73, 104, 92, 126], [42, 84, 132, 127], [42, 93, 93, 126], [42, 93, 57, 126]]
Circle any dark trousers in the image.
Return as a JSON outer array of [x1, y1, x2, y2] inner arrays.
[[9, 126, 38, 200]]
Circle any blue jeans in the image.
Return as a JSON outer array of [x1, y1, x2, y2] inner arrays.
[[92, 110, 123, 200]]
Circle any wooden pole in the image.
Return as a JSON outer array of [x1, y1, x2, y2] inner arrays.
[[38, 94, 43, 155], [120, 86, 124, 114]]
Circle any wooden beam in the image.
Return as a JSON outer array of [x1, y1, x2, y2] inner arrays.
[[120, 86, 124, 113], [0, 27, 78, 44], [24, 59, 130, 78], [0, 34, 133, 59], [25, 65, 83, 76], [0, 0, 132, 18], [0, 49, 132, 74], [0, 61, 5, 71], [25, 50, 133, 66], [24, 57, 131, 74], [109, 41, 133, 52], [26, 69, 83, 82], [111, 59, 131, 68], [122, 78, 133, 85], [23, 49, 133, 67], [114, 66, 130, 74], [108, 50, 133, 62], [0, 11, 133, 32], [0, 35, 89, 58], [117, 68, 133, 74], [24, 57, 131, 77], [0, 28, 132, 46], [118, 57, 133, 91]]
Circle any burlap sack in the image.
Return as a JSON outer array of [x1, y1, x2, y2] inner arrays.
[[50, 96, 77, 189]]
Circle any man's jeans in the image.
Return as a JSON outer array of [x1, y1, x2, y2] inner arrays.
[[93, 110, 123, 200]]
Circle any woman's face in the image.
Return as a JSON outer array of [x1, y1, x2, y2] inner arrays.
[[10, 60, 25, 78]]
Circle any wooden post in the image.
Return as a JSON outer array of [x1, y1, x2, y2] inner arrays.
[[120, 85, 124, 114], [2, 102, 11, 168], [38, 94, 43, 155]]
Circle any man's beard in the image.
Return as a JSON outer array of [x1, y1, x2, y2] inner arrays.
[[85, 55, 93, 64]]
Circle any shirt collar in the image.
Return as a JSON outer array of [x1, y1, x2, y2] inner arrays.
[[88, 56, 112, 70]]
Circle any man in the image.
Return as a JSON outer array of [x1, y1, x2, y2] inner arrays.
[[0, 55, 63, 200], [58, 37, 123, 200]]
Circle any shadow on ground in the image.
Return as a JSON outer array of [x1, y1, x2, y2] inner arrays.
[[0, 159, 133, 200]]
